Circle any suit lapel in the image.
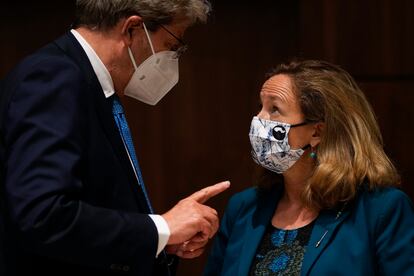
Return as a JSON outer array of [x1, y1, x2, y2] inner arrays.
[[238, 187, 282, 275], [301, 206, 350, 276], [54, 32, 151, 213]]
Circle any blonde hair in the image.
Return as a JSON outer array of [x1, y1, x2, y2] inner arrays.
[[270, 60, 400, 209]]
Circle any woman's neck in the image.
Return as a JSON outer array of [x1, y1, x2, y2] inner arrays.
[[282, 154, 314, 205], [271, 154, 319, 230]]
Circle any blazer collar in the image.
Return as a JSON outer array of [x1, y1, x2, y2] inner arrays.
[[237, 185, 351, 276], [301, 203, 350, 276], [53, 32, 152, 213]]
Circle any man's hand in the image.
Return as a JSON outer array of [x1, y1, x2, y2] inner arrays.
[[165, 233, 209, 258], [161, 181, 230, 246]]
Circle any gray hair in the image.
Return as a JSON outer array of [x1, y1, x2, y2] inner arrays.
[[74, 0, 211, 31]]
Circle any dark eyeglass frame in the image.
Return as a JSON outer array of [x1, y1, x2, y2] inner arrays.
[[159, 24, 188, 58]]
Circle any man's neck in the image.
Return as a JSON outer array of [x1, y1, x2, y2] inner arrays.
[[75, 27, 131, 94]]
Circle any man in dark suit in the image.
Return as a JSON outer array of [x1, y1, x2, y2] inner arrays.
[[0, 1, 230, 275]]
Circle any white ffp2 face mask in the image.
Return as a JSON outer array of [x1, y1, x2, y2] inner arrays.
[[249, 116, 308, 174], [124, 23, 179, 105]]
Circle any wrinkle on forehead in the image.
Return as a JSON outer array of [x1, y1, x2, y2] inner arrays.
[[260, 74, 296, 104]]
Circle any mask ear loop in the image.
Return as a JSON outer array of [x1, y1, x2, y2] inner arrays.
[[142, 22, 156, 56], [290, 120, 318, 158], [127, 48, 138, 70], [127, 22, 156, 70]]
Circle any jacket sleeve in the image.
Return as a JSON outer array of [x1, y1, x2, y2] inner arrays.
[[2, 56, 158, 273], [375, 189, 414, 275], [204, 193, 241, 276]]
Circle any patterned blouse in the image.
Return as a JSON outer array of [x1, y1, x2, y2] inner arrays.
[[249, 221, 315, 275]]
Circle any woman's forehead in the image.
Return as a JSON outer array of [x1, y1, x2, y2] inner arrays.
[[261, 74, 296, 103]]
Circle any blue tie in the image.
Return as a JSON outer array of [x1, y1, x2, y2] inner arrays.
[[112, 97, 172, 274], [112, 96, 154, 213]]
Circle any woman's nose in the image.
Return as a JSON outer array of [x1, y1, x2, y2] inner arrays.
[[256, 109, 270, 120]]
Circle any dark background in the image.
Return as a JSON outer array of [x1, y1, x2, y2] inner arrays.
[[1, 1, 413, 275]]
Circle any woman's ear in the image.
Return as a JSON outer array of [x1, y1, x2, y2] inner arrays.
[[121, 15, 143, 46], [310, 122, 324, 147]]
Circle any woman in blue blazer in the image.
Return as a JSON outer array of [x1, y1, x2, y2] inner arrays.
[[205, 60, 414, 275]]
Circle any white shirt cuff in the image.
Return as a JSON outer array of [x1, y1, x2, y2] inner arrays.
[[148, 214, 170, 257]]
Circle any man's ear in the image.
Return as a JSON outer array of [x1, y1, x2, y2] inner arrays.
[[121, 15, 143, 46], [310, 122, 324, 147]]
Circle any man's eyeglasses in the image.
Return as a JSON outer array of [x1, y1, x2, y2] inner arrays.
[[159, 24, 188, 58]]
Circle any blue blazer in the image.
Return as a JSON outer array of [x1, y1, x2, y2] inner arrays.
[[205, 185, 414, 275], [0, 32, 173, 275]]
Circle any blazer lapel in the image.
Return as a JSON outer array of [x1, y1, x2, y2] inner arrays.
[[54, 33, 151, 213], [238, 187, 282, 275], [301, 206, 350, 276]]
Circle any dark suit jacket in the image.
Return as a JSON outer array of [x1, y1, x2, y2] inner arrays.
[[0, 32, 173, 275], [204, 185, 414, 275]]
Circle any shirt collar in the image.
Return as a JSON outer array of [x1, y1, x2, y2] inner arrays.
[[70, 29, 115, 98]]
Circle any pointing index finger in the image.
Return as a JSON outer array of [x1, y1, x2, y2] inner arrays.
[[190, 181, 231, 204]]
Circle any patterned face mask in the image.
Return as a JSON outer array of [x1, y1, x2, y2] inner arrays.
[[249, 116, 308, 174]]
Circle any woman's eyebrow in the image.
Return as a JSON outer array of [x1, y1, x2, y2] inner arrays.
[[261, 91, 287, 105]]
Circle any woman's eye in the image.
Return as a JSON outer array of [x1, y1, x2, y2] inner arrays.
[[271, 106, 278, 113]]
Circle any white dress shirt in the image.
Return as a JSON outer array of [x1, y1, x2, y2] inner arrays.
[[70, 29, 170, 257]]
